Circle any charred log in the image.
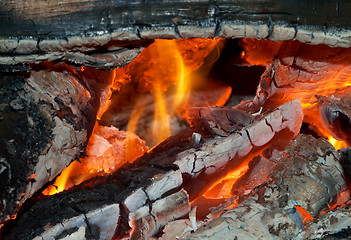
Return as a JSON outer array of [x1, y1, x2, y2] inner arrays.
[[182, 134, 346, 239], [2, 166, 185, 240], [3, 98, 303, 239], [1, 1, 351, 68], [0, 65, 110, 227], [301, 204, 351, 239]]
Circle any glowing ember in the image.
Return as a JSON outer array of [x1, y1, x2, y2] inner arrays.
[[203, 165, 249, 199], [44, 38, 223, 195], [43, 125, 148, 195], [241, 39, 351, 148], [295, 205, 314, 224]]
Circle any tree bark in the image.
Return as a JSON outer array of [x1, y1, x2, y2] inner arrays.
[[182, 134, 346, 240], [2, 98, 303, 239], [0, 0, 351, 68], [0, 65, 111, 228]]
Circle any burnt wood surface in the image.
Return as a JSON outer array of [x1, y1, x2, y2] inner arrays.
[[2, 99, 303, 239], [182, 134, 346, 239], [0, 65, 111, 228], [1, 0, 351, 68], [0, 0, 350, 40]]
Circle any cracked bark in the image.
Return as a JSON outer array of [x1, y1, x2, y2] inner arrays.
[[182, 134, 346, 239], [0, 65, 111, 228], [1, 1, 351, 68], [2, 98, 303, 239]]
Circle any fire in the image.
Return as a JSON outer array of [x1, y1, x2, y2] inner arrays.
[[43, 125, 148, 195], [203, 165, 249, 199], [43, 162, 75, 195], [152, 82, 172, 144], [44, 38, 221, 195], [149, 40, 190, 144], [122, 39, 219, 146], [327, 136, 347, 150], [241, 39, 351, 149]]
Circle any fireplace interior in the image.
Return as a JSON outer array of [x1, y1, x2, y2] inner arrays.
[[2, 1, 351, 239]]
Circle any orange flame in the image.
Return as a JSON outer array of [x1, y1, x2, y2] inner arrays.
[[125, 39, 218, 146], [42, 162, 75, 195], [43, 125, 148, 195], [203, 165, 249, 199], [44, 39, 221, 196], [327, 136, 347, 150]]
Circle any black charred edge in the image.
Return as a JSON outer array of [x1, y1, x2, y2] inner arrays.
[[2, 166, 174, 240], [1, 0, 351, 40], [0, 63, 109, 229], [321, 226, 351, 239], [0, 64, 31, 73], [0, 70, 53, 225]]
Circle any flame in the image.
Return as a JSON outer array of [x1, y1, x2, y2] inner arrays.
[[96, 69, 116, 120], [125, 39, 219, 146], [203, 164, 249, 199], [152, 82, 172, 144], [43, 125, 148, 195], [42, 162, 75, 195], [44, 38, 221, 196], [327, 136, 347, 150], [150, 40, 191, 144]]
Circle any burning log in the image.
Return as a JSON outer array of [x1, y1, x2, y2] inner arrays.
[[1, 0, 351, 70], [2, 98, 303, 239], [300, 204, 351, 239], [242, 39, 351, 148], [182, 134, 346, 239], [0, 66, 111, 227], [130, 189, 190, 240], [317, 94, 351, 146], [2, 166, 185, 240]]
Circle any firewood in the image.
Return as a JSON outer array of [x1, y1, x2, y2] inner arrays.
[[130, 189, 190, 240], [246, 40, 351, 143], [182, 134, 346, 239], [1, 0, 351, 69], [317, 94, 351, 146], [300, 204, 351, 239], [2, 98, 303, 239], [2, 166, 184, 240], [0, 66, 111, 227]]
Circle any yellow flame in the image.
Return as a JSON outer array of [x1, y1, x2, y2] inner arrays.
[[172, 48, 190, 112], [152, 82, 172, 144], [150, 39, 191, 145], [203, 165, 249, 199], [328, 136, 347, 150], [127, 106, 145, 134], [42, 162, 75, 195]]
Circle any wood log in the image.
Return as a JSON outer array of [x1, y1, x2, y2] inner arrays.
[[317, 94, 351, 146], [2, 98, 303, 239], [0, 65, 111, 228], [1, 1, 351, 68], [182, 134, 346, 239], [2, 165, 184, 240], [130, 189, 190, 240], [300, 204, 351, 239], [244, 39, 351, 145]]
